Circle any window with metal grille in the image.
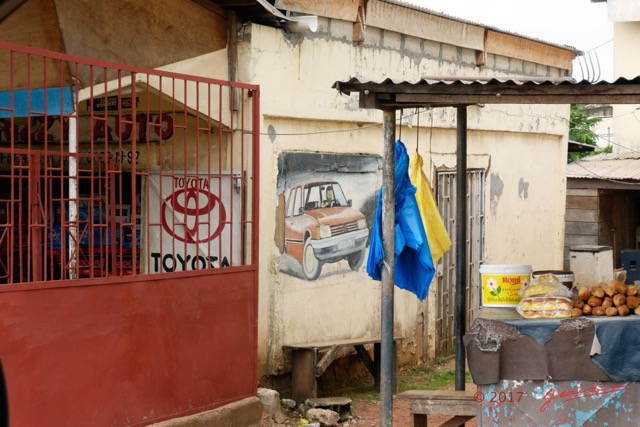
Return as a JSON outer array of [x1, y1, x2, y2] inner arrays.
[[0, 42, 259, 284]]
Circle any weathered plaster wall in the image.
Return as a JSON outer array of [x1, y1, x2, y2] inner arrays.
[[235, 12, 571, 378]]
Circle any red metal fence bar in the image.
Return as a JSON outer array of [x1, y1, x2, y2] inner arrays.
[[0, 41, 259, 285]]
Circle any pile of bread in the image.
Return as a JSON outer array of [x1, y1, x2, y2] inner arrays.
[[574, 281, 638, 317], [517, 280, 574, 319], [517, 273, 639, 319]]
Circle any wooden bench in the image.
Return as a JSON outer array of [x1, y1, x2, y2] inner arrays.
[[283, 337, 402, 404], [396, 390, 477, 427]]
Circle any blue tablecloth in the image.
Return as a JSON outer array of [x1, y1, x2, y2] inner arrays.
[[477, 308, 640, 382]]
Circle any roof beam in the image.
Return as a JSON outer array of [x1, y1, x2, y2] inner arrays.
[[0, 0, 26, 23], [394, 93, 640, 105], [336, 78, 640, 108]]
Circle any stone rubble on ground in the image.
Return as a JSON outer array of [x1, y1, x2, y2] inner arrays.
[[257, 388, 355, 426], [281, 398, 297, 410], [257, 387, 286, 424], [306, 408, 340, 426]]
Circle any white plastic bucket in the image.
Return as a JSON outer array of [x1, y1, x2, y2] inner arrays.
[[479, 264, 532, 307]]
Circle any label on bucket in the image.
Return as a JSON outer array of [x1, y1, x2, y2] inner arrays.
[[481, 273, 530, 307]]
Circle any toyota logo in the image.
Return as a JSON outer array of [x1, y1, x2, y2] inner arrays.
[[161, 188, 227, 243]]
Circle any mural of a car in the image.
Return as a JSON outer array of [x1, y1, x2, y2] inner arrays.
[[284, 180, 369, 280]]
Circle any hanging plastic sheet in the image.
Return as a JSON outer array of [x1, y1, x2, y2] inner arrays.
[[366, 140, 435, 300], [0, 87, 74, 118], [409, 152, 452, 264]]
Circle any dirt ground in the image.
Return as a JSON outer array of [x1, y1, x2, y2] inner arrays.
[[262, 358, 478, 427], [262, 396, 477, 427], [351, 396, 477, 427], [350, 371, 478, 427]]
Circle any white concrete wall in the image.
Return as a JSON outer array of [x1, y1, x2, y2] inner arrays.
[[608, 0, 640, 22], [612, 21, 640, 152], [234, 14, 571, 377]]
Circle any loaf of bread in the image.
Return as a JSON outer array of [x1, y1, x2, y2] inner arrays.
[[518, 296, 573, 319], [522, 284, 559, 297]]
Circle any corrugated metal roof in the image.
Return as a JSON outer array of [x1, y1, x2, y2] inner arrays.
[[335, 75, 640, 88], [332, 75, 640, 108], [567, 152, 640, 181], [381, 0, 579, 53]]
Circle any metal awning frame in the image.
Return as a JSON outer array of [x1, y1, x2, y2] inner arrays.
[[333, 76, 640, 427]]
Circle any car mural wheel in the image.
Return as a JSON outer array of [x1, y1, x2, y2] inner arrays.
[[347, 248, 366, 271], [302, 238, 322, 280]]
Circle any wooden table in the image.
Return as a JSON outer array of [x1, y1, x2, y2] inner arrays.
[[283, 337, 402, 403], [396, 390, 477, 427]]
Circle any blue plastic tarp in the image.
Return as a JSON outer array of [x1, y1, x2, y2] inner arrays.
[[0, 87, 74, 118]]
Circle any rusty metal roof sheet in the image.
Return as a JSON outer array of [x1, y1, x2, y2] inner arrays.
[[567, 152, 640, 181]]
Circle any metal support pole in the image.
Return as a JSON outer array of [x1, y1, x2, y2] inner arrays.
[[380, 108, 396, 427], [455, 105, 468, 391], [68, 116, 78, 280]]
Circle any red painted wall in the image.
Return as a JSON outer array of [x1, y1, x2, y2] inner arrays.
[[0, 269, 257, 426]]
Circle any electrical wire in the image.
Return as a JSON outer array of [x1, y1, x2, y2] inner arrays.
[[258, 102, 640, 155], [258, 108, 431, 136], [260, 107, 568, 137], [586, 39, 613, 53]]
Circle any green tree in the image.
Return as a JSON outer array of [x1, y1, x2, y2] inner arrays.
[[568, 104, 609, 162]]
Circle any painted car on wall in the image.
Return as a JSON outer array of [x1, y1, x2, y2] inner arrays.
[[284, 180, 369, 280]]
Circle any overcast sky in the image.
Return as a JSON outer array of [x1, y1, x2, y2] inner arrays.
[[400, 0, 613, 81]]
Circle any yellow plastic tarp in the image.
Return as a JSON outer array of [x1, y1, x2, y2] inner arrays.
[[409, 152, 452, 264]]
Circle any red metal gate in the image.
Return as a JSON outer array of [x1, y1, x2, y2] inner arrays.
[[0, 41, 260, 284], [0, 42, 260, 426]]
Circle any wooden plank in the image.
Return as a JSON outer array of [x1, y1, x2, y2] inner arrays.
[[393, 93, 640, 105], [568, 179, 640, 190], [485, 30, 575, 70], [565, 208, 598, 222], [565, 234, 599, 247], [291, 348, 317, 403], [565, 221, 598, 235], [354, 344, 375, 377], [409, 399, 477, 416], [284, 338, 382, 349], [567, 188, 599, 197], [315, 345, 340, 377], [398, 390, 477, 400], [366, 0, 485, 51], [284, 336, 403, 350], [392, 82, 640, 96], [566, 195, 599, 210]]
